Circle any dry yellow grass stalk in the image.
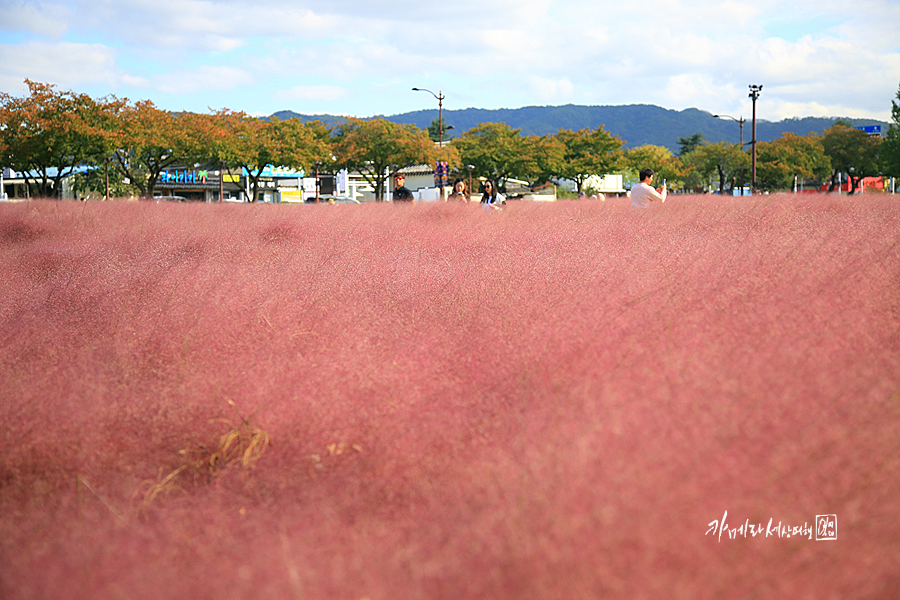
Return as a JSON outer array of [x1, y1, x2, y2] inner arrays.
[[136, 399, 271, 512]]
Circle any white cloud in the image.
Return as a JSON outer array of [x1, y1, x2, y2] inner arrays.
[[0, 1, 71, 38], [528, 76, 575, 104], [273, 85, 350, 102], [69, 0, 341, 51], [0, 0, 896, 120], [121, 74, 151, 87], [0, 41, 118, 91], [153, 65, 252, 94], [663, 74, 719, 105]]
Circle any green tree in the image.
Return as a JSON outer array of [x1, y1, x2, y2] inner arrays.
[[821, 124, 881, 193], [0, 80, 119, 197], [520, 134, 566, 186], [683, 142, 750, 194], [331, 117, 436, 201], [550, 127, 624, 194], [211, 111, 331, 203], [623, 144, 689, 190], [454, 122, 551, 188], [677, 133, 706, 157], [427, 118, 455, 143], [104, 100, 211, 198], [880, 81, 900, 179], [71, 163, 134, 199], [754, 133, 831, 192]]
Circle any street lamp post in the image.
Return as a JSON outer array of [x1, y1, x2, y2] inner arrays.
[[749, 85, 762, 193], [713, 114, 746, 195], [412, 87, 445, 147], [467, 164, 474, 200], [712, 114, 745, 147]]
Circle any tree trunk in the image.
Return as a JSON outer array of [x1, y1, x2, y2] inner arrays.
[[145, 173, 159, 198], [23, 173, 35, 198], [36, 170, 53, 197]]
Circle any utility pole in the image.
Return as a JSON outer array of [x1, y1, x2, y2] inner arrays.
[[749, 85, 762, 193]]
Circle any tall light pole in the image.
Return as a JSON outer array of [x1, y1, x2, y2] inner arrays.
[[712, 114, 745, 147], [412, 87, 445, 147], [749, 85, 762, 193]]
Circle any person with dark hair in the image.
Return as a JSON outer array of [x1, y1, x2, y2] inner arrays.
[[448, 178, 470, 202], [630, 168, 667, 208], [392, 173, 415, 202], [480, 179, 505, 209]]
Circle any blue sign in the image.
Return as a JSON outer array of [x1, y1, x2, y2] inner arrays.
[[160, 170, 208, 184], [243, 166, 306, 178], [855, 125, 881, 134]]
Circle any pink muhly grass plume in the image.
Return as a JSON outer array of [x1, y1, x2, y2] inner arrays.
[[0, 195, 898, 599]]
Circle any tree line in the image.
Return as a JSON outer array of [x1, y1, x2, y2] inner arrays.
[[2, 80, 899, 200], [670, 115, 894, 194]]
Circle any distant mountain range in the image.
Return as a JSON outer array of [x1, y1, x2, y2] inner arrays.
[[272, 104, 890, 153]]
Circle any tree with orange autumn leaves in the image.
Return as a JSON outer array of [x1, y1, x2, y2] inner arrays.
[[105, 105, 331, 200], [7, 80, 898, 200], [331, 117, 446, 201], [209, 110, 331, 203], [0, 80, 121, 197], [1, 82, 333, 200], [108, 100, 221, 198]]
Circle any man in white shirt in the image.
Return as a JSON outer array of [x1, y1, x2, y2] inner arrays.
[[630, 168, 667, 208]]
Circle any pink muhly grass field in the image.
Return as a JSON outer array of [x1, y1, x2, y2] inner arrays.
[[1, 195, 898, 599]]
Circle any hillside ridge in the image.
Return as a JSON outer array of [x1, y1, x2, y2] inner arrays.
[[271, 104, 889, 152]]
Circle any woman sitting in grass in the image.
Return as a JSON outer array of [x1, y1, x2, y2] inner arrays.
[[448, 178, 470, 202], [480, 179, 505, 209]]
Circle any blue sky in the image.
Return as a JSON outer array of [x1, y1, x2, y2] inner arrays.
[[1, 0, 898, 122]]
